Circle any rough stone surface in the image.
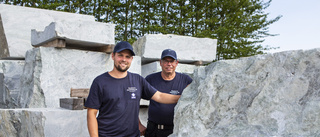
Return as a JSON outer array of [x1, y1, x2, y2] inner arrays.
[[171, 48, 320, 137], [132, 34, 217, 64], [0, 15, 9, 59], [139, 107, 148, 128], [31, 21, 115, 46], [0, 4, 95, 58], [0, 108, 88, 137], [19, 47, 141, 108], [141, 61, 204, 78], [0, 60, 25, 108]]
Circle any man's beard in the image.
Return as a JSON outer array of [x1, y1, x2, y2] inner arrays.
[[114, 64, 130, 72]]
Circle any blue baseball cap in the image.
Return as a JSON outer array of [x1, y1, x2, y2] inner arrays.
[[161, 49, 177, 60], [113, 41, 135, 56]]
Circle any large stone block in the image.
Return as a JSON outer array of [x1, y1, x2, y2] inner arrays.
[[141, 61, 204, 78], [31, 21, 115, 47], [171, 48, 320, 137], [0, 4, 95, 58], [132, 34, 217, 64], [19, 47, 141, 108], [0, 108, 88, 137], [0, 60, 25, 108]]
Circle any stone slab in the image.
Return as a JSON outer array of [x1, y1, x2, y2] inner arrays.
[[19, 47, 141, 108], [60, 98, 85, 110], [141, 61, 204, 78], [0, 4, 96, 58], [132, 34, 217, 64], [31, 21, 115, 47], [0, 107, 149, 137], [0, 60, 25, 108], [70, 88, 90, 98], [171, 48, 320, 137], [0, 108, 88, 137]]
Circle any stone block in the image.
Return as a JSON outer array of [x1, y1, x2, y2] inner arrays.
[[139, 107, 148, 127], [0, 60, 25, 108], [0, 107, 150, 137], [31, 21, 115, 47], [171, 48, 320, 137], [70, 88, 90, 98], [60, 98, 85, 110], [0, 4, 97, 58], [140, 99, 150, 106], [19, 47, 141, 108], [141, 61, 204, 78], [0, 108, 88, 137], [132, 34, 217, 64]]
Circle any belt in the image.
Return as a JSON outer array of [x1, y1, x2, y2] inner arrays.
[[149, 121, 174, 130]]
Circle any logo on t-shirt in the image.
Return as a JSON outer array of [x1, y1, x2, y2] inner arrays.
[[170, 90, 180, 95], [131, 93, 136, 99], [127, 87, 137, 92]]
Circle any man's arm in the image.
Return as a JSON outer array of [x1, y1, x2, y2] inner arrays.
[[87, 107, 99, 137], [151, 91, 181, 104]]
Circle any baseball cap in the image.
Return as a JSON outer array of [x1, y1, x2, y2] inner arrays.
[[161, 49, 177, 60], [113, 41, 135, 56]]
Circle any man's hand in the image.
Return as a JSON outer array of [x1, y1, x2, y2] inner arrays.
[[139, 119, 146, 136]]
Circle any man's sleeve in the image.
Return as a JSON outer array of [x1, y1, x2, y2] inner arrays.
[[84, 80, 101, 109]]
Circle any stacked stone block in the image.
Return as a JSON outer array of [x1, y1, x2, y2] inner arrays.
[[0, 4, 121, 137], [0, 4, 220, 137], [133, 34, 217, 119], [0, 4, 95, 58]]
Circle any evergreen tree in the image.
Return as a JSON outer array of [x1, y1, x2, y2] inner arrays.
[[0, 0, 281, 61]]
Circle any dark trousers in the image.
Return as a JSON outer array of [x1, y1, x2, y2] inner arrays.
[[145, 121, 173, 137]]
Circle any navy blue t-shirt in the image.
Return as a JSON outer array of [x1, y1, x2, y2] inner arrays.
[[146, 72, 192, 125], [85, 72, 157, 137]]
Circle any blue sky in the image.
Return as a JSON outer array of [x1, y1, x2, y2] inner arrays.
[[263, 0, 320, 53]]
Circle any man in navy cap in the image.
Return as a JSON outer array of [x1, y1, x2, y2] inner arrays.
[[85, 42, 181, 137], [142, 49, 193, 137]]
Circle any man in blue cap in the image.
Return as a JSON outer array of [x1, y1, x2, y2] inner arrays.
[[143, 49, 193, 137], [85, 42, 181, 137]]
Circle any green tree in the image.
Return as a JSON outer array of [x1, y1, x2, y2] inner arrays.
[[202, 0, 281, 60], [1, 0, 281, 61]]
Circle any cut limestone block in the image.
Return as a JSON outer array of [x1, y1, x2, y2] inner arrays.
[[19, 47, 141, 108], [31, 21, 115, 52], [141, 61, 204, 78], [132, 34, 217, 64], [0, 108, 88, 137], [0, 4, 98, 58], [60, 98, 85, 110], [0, 108, 149, 137], [0, 60, 25, 108]]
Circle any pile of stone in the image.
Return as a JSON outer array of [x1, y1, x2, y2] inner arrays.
[[0, 4, 217, 137], [0, 4, 128, 136]]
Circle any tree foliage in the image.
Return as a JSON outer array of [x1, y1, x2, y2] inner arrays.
[[0, 0, 281, 60]]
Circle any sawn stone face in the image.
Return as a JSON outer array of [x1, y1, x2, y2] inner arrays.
[[19, 47, 141, 108]]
